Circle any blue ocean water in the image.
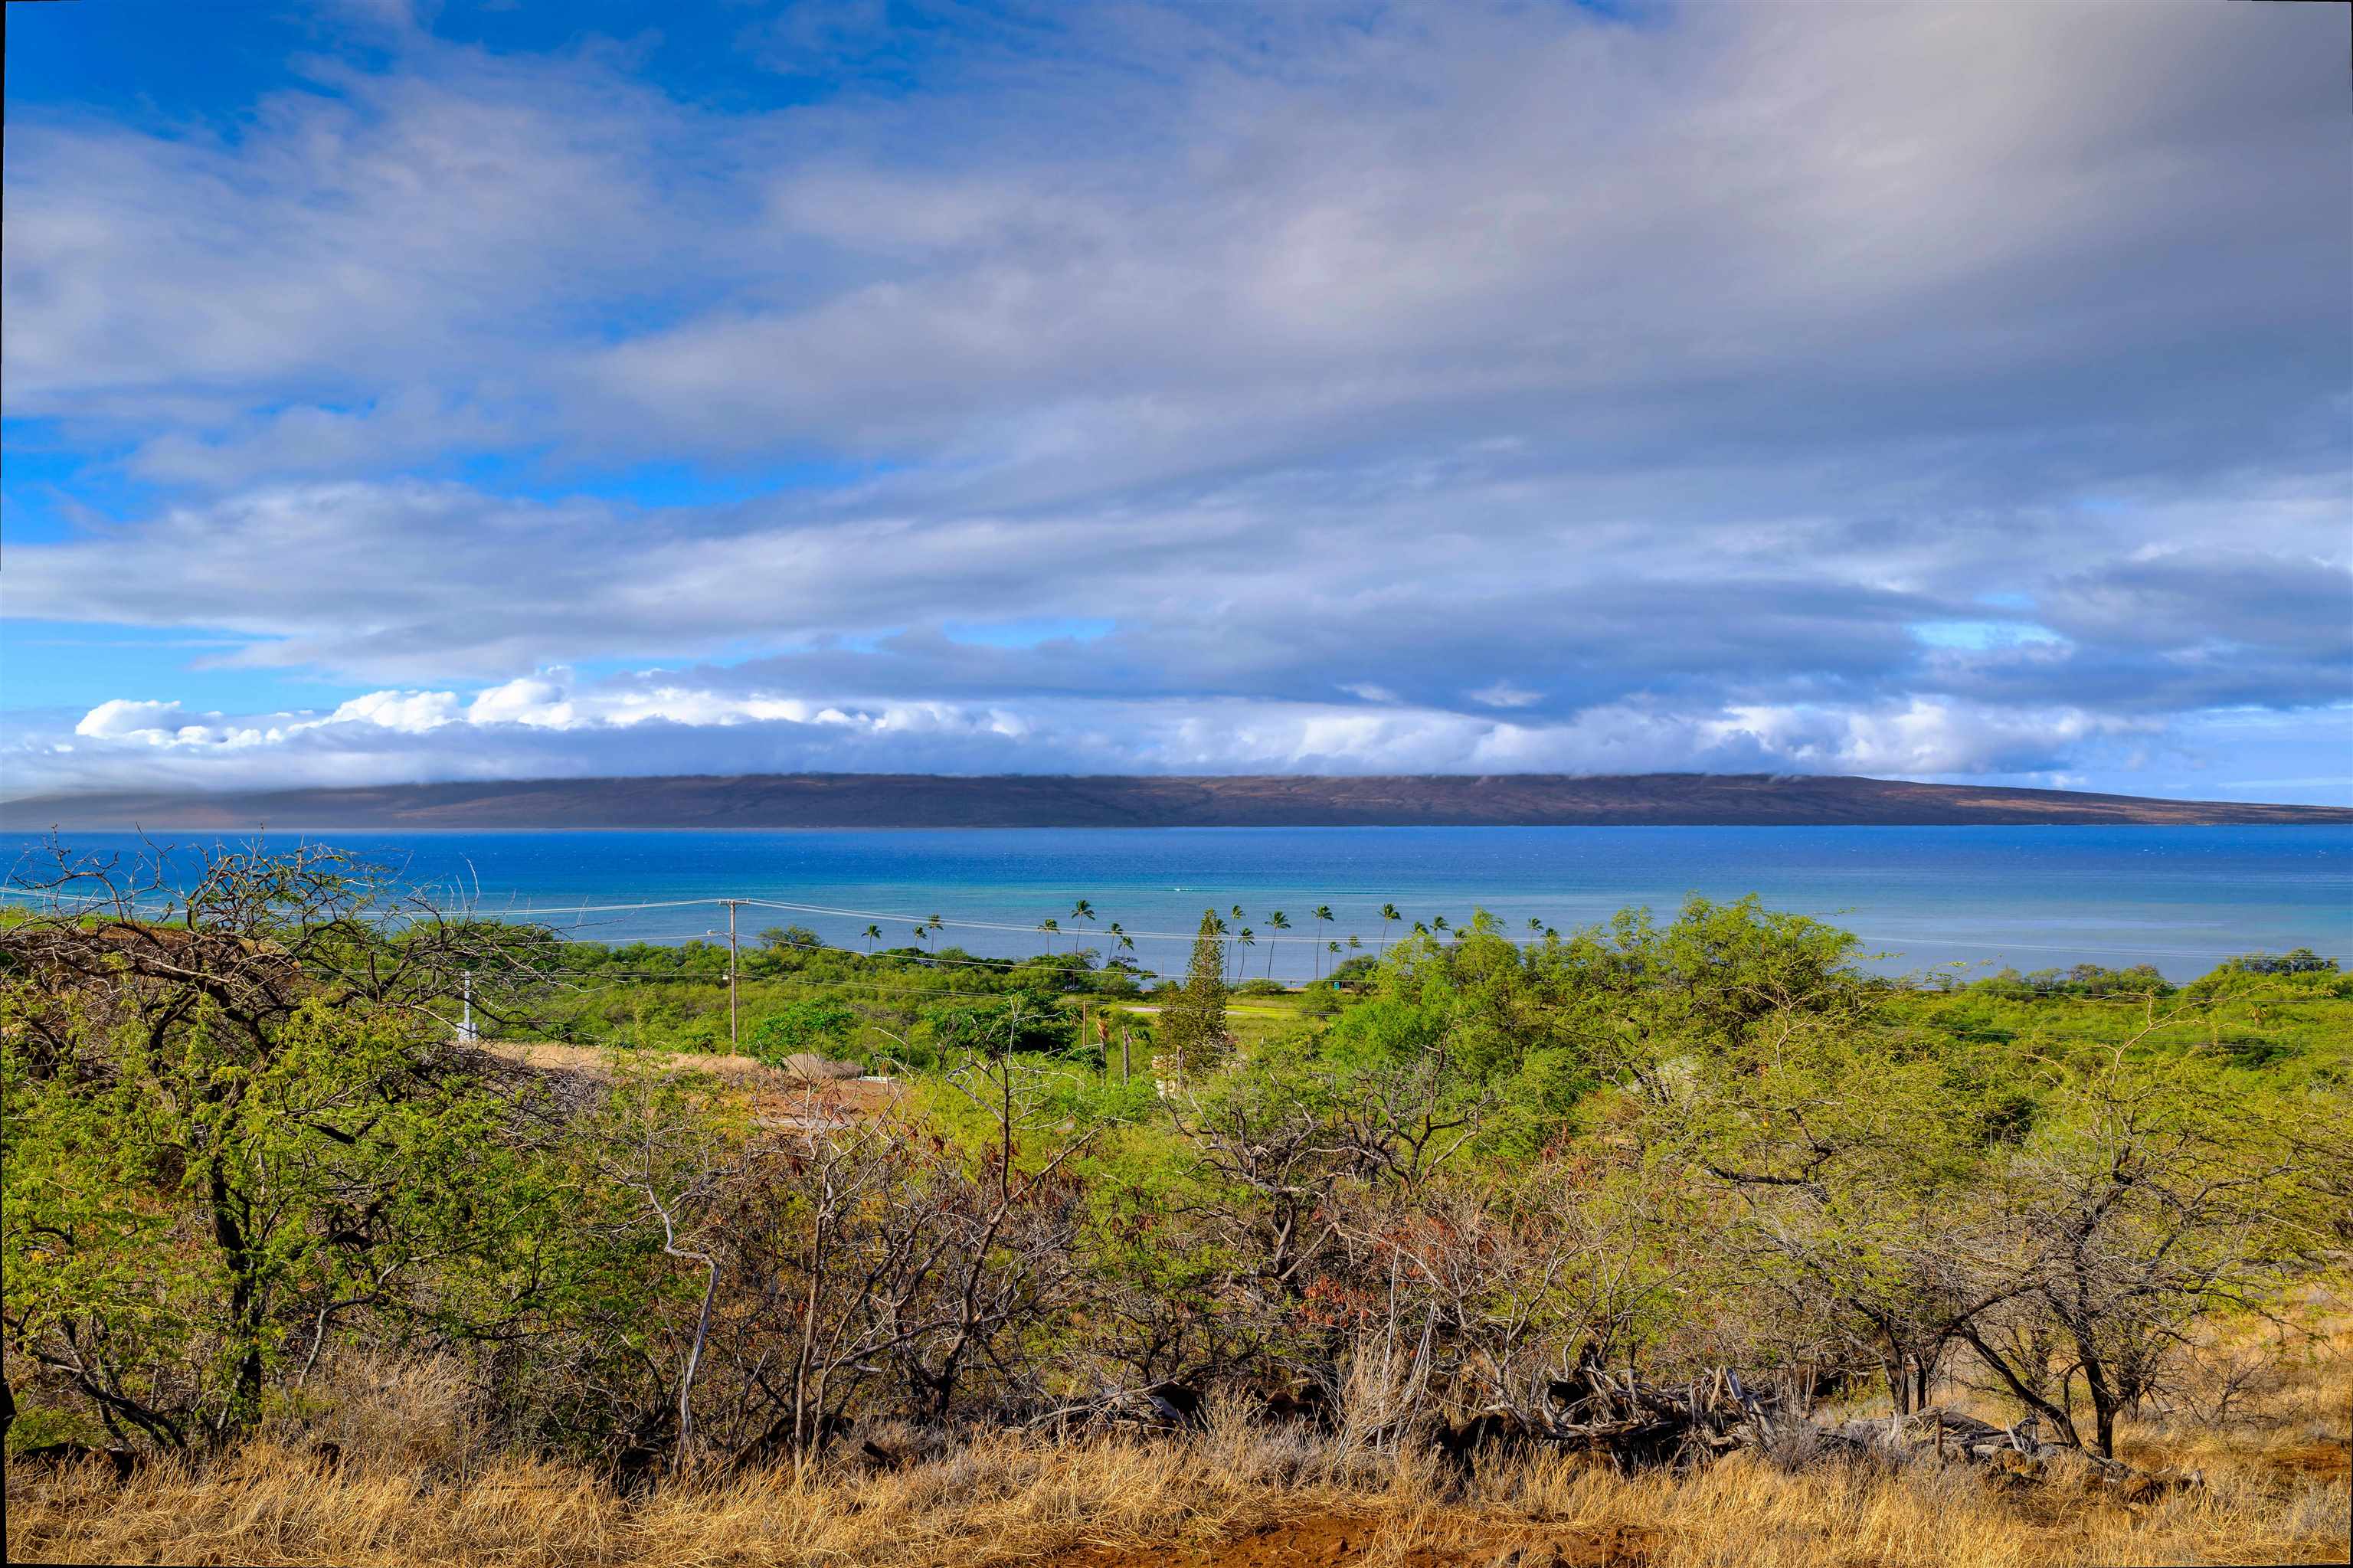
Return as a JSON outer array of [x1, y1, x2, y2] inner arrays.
[[4, 827, 2344, 983]]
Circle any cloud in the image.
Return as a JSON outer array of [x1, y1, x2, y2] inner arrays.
[[2, 2, 2347, 800], [74, 699, 188, 739], [328, 689, 465, 732], [9, 669, 2235, 800]]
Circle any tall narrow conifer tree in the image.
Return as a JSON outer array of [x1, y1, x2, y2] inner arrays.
[[1162, 908, 1230, 1075]]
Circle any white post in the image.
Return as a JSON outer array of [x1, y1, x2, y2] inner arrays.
[[459, 969, 475, 1042], [726, 900, 740, 1052]]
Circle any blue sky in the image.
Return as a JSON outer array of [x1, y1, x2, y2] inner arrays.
[[4, 0, 2348, 801]]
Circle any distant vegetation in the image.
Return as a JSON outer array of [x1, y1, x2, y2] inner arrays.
[[4, 843, 2348, 1565]]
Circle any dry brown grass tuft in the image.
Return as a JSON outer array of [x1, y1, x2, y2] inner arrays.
[[11, 1320, 2348, 1568], [9, 1414, 2344, 1568]]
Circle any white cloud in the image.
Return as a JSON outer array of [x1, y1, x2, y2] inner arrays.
[[74, 699, 187, 739], [466, 677, 575, 728], [23, 673, 2209, 799], [1468, 683, 1543, 709], [326, 689, 464, 732]]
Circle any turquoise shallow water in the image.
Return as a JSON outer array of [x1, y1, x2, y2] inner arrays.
[[4, 826, 2345, 982]]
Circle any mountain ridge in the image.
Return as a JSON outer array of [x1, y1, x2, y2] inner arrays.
[[5, 772, 2345, 830]]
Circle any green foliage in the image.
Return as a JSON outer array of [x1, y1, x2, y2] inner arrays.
[[2, 990, 592, 1449], [921, 989, 1077, 1060], [7, 843, 2346, 1472], [2217, 947, 2338, 976], [745, 999, 856, 1065]]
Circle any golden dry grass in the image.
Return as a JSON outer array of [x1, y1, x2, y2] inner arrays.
[[11, 1378, 2345, 1568], [12, 1303, 2348, 1567]]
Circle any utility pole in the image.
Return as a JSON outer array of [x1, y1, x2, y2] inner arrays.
[[1120, 1023, 1131, 1085], [725, 900, 740, 1052], [459, 969, 475, 1043]]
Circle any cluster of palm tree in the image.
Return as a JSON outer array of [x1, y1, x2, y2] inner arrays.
[[1029, 900, 1138, 967], [1009, 900, 1560, 987]]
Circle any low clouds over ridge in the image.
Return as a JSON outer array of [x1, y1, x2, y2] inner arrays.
[[40, 670, 2160, 794], [3, 1, 2348, 800]]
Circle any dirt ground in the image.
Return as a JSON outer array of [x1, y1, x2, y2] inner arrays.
[[1054, 1515, 1664, 1568], [483, 1040, 906, 1128]]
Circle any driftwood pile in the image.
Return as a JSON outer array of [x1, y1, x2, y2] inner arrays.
[[1428, 1360, 2201, 1496], [1514, 1361, 1792, 1470]]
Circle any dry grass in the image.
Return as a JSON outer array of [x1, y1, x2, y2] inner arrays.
[[11, 1377, 2345, 1568], [13, 1304, 2348, 1567], [483, 1039, 905, 1125]]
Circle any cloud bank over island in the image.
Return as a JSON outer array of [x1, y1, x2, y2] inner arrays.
[[4, 2, 2347, 800]]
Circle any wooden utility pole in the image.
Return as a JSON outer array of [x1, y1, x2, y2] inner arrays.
[[725, 899, 740, 1051], [1120, 1023, 1131, 1084]]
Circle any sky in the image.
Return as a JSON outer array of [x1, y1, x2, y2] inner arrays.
[[2, 0, 2348, 803]]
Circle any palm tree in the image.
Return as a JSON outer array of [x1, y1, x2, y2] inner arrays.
[[862, 923, 882, 954], [1040, 916, 1061, 953], [1264, 911, 1290, 980], [1379, 902, 1401, 956], [1067, 900, 1100, 967], [1234, 927, 1255, 982], [1432, 915, 1451, 935], [1311, 905, 1334, 979], [1527, 917, 1544, 936], [1110, 922, 1135, 962]]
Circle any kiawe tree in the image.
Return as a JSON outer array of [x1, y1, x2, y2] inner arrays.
[[0, 844, 585, 1451], [1946, 1046, 2345, 1457]]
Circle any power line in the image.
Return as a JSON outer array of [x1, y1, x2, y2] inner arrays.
[[4, 880, 2331, 965]]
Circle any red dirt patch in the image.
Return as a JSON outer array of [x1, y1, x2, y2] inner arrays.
[[1049, 1515, 1662, 1568]]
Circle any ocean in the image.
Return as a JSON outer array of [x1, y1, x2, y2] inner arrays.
[[4, 826, 2344, 983]]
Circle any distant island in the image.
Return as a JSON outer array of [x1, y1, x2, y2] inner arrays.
[[5, 772, 2346, 831]]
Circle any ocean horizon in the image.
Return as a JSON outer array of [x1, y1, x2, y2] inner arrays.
[[6, 824, 2343, 983]]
